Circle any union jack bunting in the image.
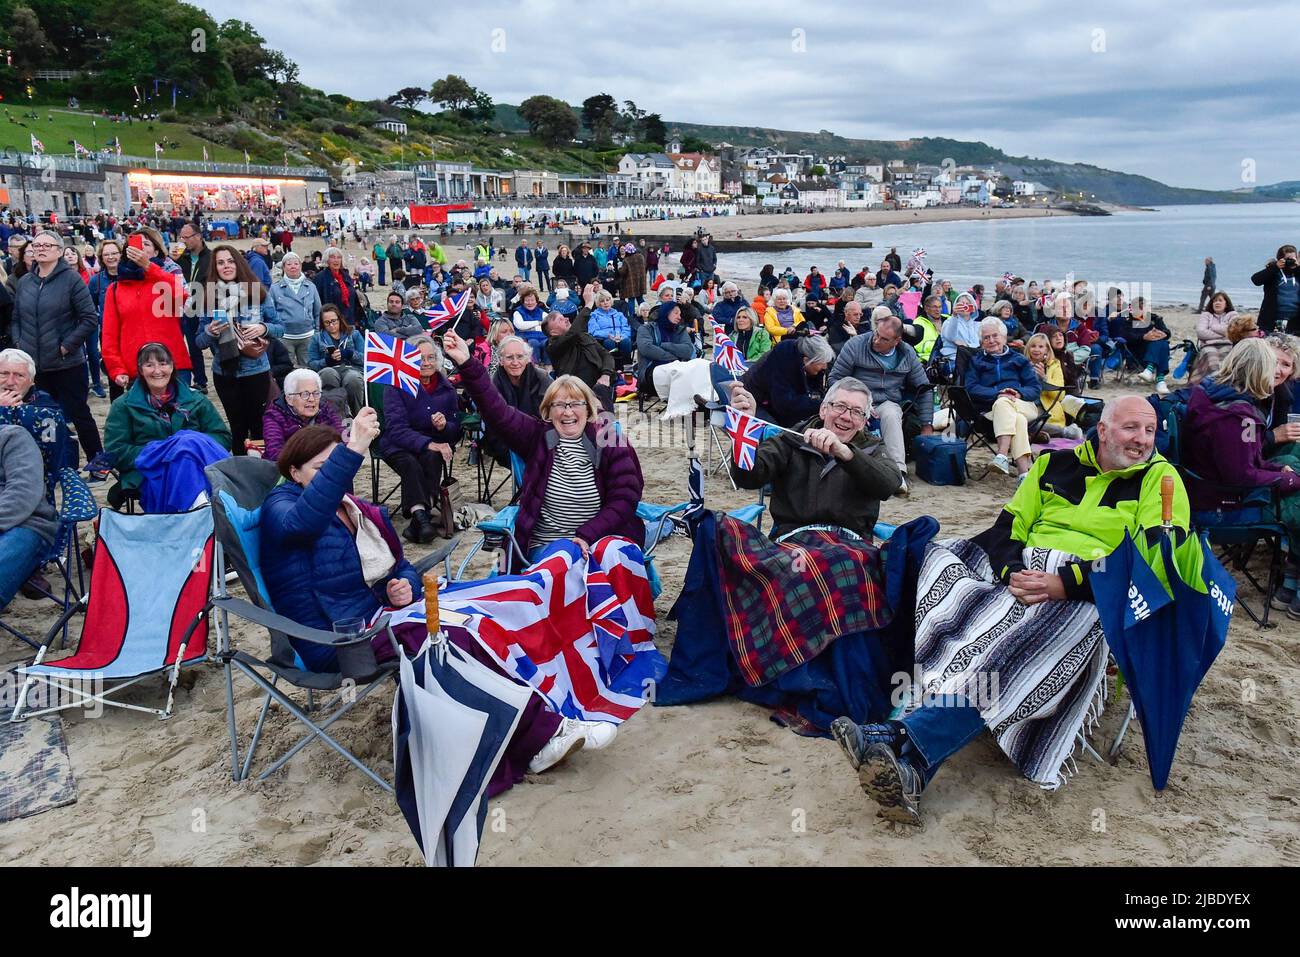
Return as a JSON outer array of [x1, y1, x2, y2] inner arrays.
[[725, 406, 766, 470], [364, 330, 423, 396]]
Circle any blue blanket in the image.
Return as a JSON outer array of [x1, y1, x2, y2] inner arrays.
[[655, 512, 938, 735], [136, 431, 231, 514]]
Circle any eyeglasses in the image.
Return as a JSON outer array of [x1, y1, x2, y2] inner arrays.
[[29, 242, 59, 250], [287, 390, 322, 400], [825, 401, 868, 422], [551, 401, 587, 413]]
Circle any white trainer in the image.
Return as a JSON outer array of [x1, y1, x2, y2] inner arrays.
[[576, 720, 618, 751], [528, 717, 586, 774]]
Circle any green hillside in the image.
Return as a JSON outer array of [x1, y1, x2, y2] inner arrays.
[[1, 107, 245, 161]]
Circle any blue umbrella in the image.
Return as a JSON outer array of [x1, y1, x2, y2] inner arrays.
[[1090, 529, 1234, 790]]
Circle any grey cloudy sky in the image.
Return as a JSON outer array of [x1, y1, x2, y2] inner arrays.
[[194, 0, 1299, 190]]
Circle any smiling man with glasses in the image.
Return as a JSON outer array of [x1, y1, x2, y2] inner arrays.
[[827, 311, 935, 494], [9, 229, 105, 469], [728, 376, 903, 540]]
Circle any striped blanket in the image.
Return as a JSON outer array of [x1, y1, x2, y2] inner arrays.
[[913, 538, 1108, 789], [718, 517, 890, 687]]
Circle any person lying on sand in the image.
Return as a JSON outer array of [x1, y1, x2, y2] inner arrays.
[[830, 396, 1204, 825]]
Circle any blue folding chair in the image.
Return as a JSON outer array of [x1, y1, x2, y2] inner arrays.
[[0, 467, 99, 651]]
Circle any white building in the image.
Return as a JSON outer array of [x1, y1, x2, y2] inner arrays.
[[618, 152, 676, 193], [1013, 180, 1053, 196], [373, 119, 407, 135], [668, 153, 722, 197]]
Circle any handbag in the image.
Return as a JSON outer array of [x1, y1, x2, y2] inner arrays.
[[437, 474, 463, 539]]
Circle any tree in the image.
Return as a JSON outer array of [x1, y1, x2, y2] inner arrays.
[[679, 134, 711, 154], [387, 87, 428, 109], [809, 165, 827, 176], [620, 99, 645, 136], [430, 74, 479, 115], [581, 93, 619, 144], [639, 112, 667, 146], [469, 89, 495, 123], [517, 95, 579, 146], [8, 5, 51, 70]]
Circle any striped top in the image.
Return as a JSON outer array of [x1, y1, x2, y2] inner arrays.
[[532, 437, 602, 548]]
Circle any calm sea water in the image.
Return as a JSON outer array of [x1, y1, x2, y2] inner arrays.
[[714, 203, 1300, 308]]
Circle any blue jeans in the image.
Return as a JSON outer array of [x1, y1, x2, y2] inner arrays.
[[184, 315, 208, 387], [520, 267, 531, 282], [598, 336, 633, 362], [377, 259, 386, 285], [84, 327, 103, 389], [0, 526, 46, 609], [536, 268, 550, 293], [520, 329, 548, 365], [898, 698, 986, 787], [1133, 338, 1171, 376], [1087, 339, 1118, 380]]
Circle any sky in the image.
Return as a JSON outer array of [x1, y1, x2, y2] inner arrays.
[[193, 0, 1300, 191]]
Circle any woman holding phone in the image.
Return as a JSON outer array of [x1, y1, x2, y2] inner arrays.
[[101, 228, 190, 400], [195, 245, 283, 455]]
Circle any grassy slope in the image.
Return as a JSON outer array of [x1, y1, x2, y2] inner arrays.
[[0, 107, 245, 161]]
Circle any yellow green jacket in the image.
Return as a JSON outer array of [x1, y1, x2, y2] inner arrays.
[[975, 438, 1205, 600]]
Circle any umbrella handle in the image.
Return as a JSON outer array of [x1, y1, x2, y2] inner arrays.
[[1160, 474, 1174, 529]]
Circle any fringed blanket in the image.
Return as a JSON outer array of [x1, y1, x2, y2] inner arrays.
[[913, 538, 1108, 789], [718, 517, 890, 687]]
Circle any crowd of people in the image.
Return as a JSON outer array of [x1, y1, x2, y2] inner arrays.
[[0, 210, 1290, 826]]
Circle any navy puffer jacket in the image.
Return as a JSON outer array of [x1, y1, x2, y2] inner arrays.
[[260, 444, 420, 670]]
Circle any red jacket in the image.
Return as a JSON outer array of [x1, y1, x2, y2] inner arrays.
[[101, 262, 190, 382]]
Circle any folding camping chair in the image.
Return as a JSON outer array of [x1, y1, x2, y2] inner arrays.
[[206, 456, 405, 791], [1184, 471, 1284, 629], [368, 381, 401, 507], [9, 506, 216, 722], [0, 467, 98, 651]]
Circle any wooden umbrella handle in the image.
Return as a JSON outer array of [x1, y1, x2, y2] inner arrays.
[[1160, 474, 1175, 526]]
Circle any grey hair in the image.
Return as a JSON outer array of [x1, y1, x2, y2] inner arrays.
[[404, 287, 424, 305], [772, 288, 793, 305], [323, 245, 343, 261], [283, 367, 322, 395], [979, 316, 1006, 336], [0, 347, 37, 378], [281, 252, 302, 265], [870, 305, 895, 324], [36, 229, 65, 248], [721, 281, 739, 294], [824, 376, 873, 413], [797, 334, 836, 365], [498, 335, 533, 358]]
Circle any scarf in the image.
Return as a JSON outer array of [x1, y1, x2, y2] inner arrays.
[[118, 254, 166, 282], [146, 384, 186, 424], [331, 268, 350, 309], [283, 273, 307, 294]]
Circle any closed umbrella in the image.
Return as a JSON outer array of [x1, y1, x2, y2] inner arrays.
[[1089, 478, 1235, 789]]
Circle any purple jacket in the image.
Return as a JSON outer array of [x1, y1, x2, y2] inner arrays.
[[262, 395, 343, 461], [379, 376, 463, 457], [1182, 381, 1300, 510], [459, 357, 644, 571]]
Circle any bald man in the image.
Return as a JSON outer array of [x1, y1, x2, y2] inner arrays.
[[832, 395, 1204, 823]]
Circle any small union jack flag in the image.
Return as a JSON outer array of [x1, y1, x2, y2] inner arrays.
[[421, 290, 472, 332], [30, 133, 45, 154], [712, 328, 748, 376], [364, 331, 423, 396], [725, 406, 766, 470]]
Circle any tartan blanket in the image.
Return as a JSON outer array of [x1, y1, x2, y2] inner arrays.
[[913, 538, 1109, 789], [717, 517, 890, 686]]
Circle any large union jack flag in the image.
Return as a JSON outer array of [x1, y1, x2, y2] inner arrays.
[[725, 406, 766, 470], [421, 290, 472, 332], [378, 538, 663, 723], [364, 330, 423, 396]]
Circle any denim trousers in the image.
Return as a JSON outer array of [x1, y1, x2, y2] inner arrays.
[[898, 698, 986, 787]]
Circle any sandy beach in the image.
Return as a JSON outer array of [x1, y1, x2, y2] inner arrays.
[[2, 256, 1296, 867]]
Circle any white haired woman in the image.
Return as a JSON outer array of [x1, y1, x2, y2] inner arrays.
[[762, 287, 806, 343], [269, 252, 322, 369], [964, 317, 1042, 478], [262, 367, 343, 461], [311, 245, 365, 328]]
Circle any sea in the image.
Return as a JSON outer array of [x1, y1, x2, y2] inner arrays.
[[714, 203, 1300, 308]]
